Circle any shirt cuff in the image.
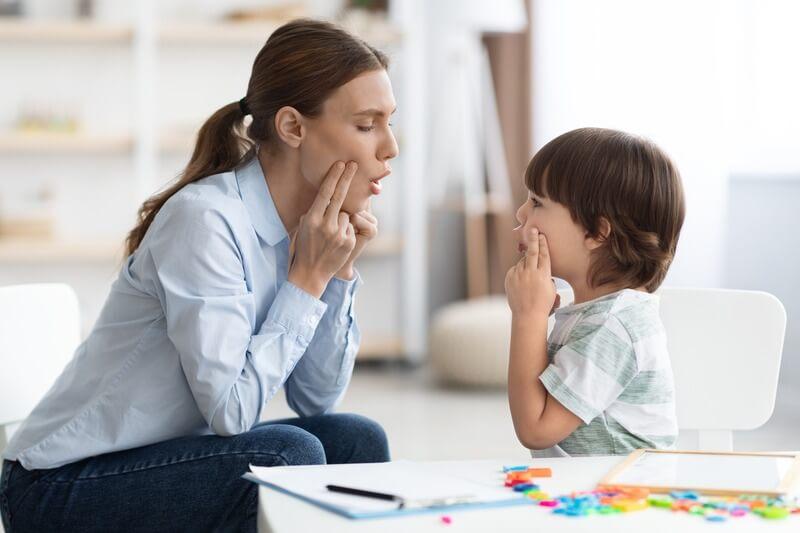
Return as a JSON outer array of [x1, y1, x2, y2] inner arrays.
[[266, 281, 328, 344], [323, 270, 363, 326], [539, 365, 599, 425]]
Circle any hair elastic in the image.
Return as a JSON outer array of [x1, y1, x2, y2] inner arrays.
[[238, 97, 251, 116]]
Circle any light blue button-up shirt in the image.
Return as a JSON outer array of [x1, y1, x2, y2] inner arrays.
[[4, 156, 362, 470]]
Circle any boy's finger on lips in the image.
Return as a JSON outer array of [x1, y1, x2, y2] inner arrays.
[[526, 228, 539, 258], [538, 233, 549, 253]]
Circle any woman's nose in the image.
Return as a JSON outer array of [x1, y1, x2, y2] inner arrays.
[[379, 129, 399, 161]]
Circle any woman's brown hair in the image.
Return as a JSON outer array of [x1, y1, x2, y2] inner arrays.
[[125, 19, 389, 256], [525, 127, 685, 292]]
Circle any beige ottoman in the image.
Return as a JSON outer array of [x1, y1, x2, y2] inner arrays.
[[429, 296, 511, 388], [428, 289, 573, 387]]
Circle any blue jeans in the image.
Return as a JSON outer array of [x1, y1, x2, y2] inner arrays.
[[0, 413, 389, 532]]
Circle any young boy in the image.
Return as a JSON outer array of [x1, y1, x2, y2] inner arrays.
[[505, 127, 685, 457]]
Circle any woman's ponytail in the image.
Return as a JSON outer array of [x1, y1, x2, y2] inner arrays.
[[124, 102, 251, 257]]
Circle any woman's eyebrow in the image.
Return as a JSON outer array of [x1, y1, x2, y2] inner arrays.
[[353, 107, 397, 117]]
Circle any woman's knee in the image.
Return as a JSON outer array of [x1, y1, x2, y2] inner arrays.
[[243, 424, 326, 466], [329, 413, 390, 462]]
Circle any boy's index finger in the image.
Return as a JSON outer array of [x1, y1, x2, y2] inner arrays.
[[524, 227, 539, 269], [538, 233, 552, 275], [310, 161, 346, 215]]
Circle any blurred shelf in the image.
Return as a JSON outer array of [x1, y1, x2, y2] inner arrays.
[[159, 22, 281, 45], [0, 132, 134, 154], [357, 335, 404, 360], [0, 132, 195, 155], [0, 19, 133, 43], [0, 19, 279, 46], [0, 238, 123, 263], [0, 19, 400, 48], [0, 234, 400, 264]]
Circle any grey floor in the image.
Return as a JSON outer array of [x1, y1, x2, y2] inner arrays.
[[261, 363, 800, 460]]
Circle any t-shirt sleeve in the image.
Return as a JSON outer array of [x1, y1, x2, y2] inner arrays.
[[539, 316, 638, 424]]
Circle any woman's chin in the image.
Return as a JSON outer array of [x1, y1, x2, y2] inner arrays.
[[342, 196, 371, 215]]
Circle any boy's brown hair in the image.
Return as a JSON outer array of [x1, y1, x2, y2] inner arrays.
[[525, 127, 685, 292]]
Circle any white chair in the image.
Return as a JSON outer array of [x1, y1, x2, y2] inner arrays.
[[430, 286, 786, 453], [659, 287, 786, 451], [0, 284, 80, 452]]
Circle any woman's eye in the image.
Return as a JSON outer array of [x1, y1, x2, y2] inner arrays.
[[357, 125, 375, 132]]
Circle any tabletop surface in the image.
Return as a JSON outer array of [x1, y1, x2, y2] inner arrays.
[[256, 456, 798, 532]]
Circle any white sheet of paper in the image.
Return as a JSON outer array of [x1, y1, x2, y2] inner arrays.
[[612, 451, 796, 492], [248, 460, 522, 515]]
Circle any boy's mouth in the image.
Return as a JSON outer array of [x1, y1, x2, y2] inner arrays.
[[518, 242, 527, 254]]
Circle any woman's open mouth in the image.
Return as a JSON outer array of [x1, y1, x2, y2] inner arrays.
[[369, 169, 391, 195]]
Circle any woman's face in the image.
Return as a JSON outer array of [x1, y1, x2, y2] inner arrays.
[[299, 69, 399, 214]]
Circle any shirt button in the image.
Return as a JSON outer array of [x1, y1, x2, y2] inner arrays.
[[306, 315, 317, 326]]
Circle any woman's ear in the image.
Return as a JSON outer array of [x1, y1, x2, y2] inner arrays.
[[585, 217, 611, 251], [273, 106, 305, 148]]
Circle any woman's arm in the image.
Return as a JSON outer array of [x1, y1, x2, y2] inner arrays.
[[148, 200, 327, 436], [283, 207, 376, 416], [284, 275, 362, 416]]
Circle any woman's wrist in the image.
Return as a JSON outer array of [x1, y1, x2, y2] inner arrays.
[[334, 261, 356, 281], [288, 268, 328, 299]]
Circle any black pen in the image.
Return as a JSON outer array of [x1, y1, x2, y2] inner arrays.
[[326, 484, 404, 507]]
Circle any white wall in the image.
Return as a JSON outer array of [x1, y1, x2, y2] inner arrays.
[[531, 0, 800, 288], [531, 0, 800, 414], [531, 0, 740, 287]]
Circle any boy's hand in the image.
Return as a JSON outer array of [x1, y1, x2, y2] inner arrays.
[[505, 227, 557, 319]]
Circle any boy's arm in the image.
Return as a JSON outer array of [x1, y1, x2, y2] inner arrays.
[[507, 314, 582, 450], [505, 227, 581, 450]]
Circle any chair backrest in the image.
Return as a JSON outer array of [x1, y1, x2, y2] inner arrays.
[[555, 286, 785, 451], [658, 288, 786, 450], [0, 284, 80, 449]]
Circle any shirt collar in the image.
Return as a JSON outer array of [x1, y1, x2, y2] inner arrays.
[[236, 155, 288, 246]]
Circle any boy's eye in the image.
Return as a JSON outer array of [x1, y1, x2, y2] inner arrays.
[[530, 197, 542, 207]]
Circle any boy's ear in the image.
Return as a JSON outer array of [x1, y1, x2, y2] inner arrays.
[[273, 106, 306, 148], [585, 217, 611, 251]]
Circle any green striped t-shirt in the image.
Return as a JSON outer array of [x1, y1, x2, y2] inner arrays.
[[533, 289, 677, 457]]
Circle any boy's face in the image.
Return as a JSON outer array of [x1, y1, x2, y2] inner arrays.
[[514, 191, 592, 283]]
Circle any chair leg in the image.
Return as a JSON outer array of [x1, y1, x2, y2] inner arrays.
[[697, 429, 733, 451], [0, 424, 7, 453]]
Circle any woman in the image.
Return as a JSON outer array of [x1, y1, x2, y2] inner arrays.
[[0, 19, 398, 532]]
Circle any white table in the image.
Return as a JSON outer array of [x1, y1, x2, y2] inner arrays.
[[256, 456, 797, 532]]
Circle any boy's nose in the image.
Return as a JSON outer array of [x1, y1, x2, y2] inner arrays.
[[515, 204, 526, 225]]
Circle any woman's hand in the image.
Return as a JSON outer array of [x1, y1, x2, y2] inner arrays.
[[288, 161, 358, 298], [505, 227, 557, 319], [334, 207, 378, 280]]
